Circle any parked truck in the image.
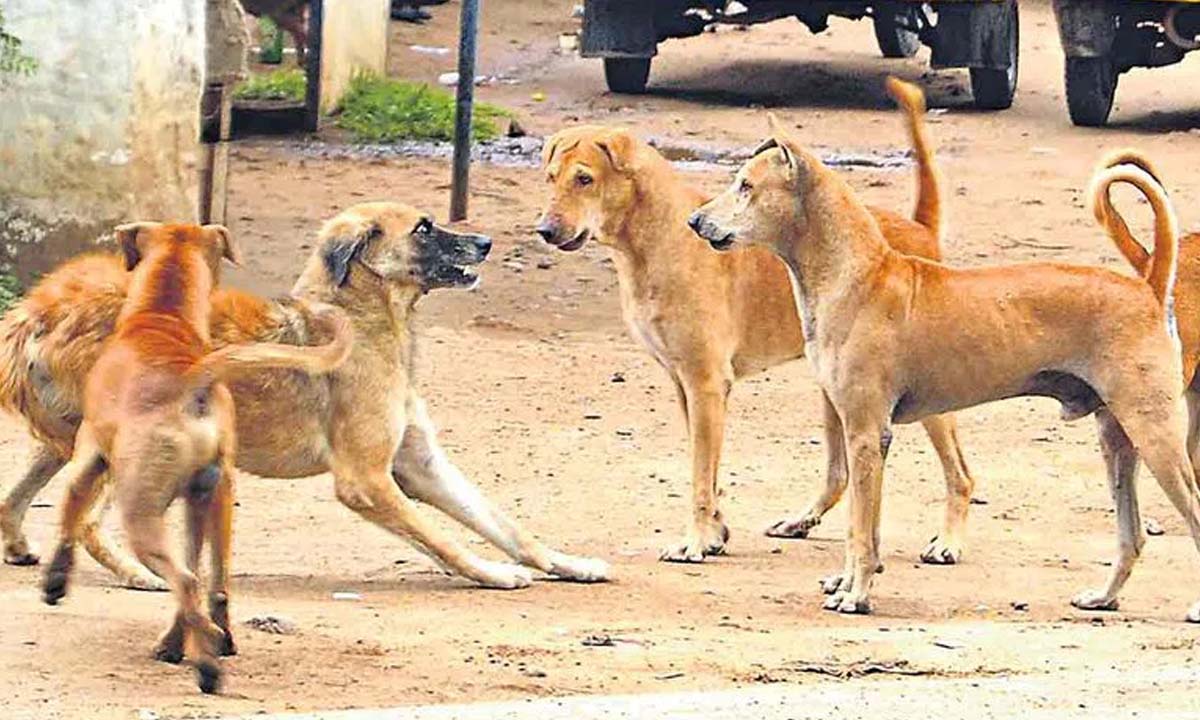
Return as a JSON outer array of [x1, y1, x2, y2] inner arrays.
[[581, 1, 1020, 109]]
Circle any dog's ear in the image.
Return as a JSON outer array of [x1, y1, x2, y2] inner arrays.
[[594, 130, 636, 174], [766, 113, 807, 184], [321, 220, 382, 287], [112, 221, 160, 271], [203, 224, 242, 266]]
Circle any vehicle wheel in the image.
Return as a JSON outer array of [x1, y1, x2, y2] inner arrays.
[[873, 6, 920, 58], [969, 0, 1019, 110], [604, 57, 652, 94], [1064, 56, 1117, 127]]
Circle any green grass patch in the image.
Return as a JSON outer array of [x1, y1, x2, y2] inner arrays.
[[0, 272, 22, 315], [335, 73, 510, 143], [235, 68, 306, 102]]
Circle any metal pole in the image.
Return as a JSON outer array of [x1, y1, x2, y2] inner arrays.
[[449, 0, 481, 221], [304, 0, 324, 132]]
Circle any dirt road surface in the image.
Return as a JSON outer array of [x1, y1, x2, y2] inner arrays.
[[2, 1, 1199, 718]]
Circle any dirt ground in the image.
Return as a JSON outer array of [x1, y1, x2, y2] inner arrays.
[[3, 1, 1200, 717]]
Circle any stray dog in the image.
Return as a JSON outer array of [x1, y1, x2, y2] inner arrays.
[[690, 112, 1200, 620], [39, 222, 352, 693], [0, 202, 609, 592], [241, 0, 308, 64], [535, 78, 975, 564]]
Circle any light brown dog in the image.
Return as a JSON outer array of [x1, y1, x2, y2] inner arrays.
[[38, 222, 352, 693], [690, 113, 1200, 620], [535, 79, 975, 564], [0, 202, 608, 593]]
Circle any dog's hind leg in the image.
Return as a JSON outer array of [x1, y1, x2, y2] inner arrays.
[[660, 370, 732, 563], [41, 425, 107, 606], [918, 413, 976, 565], [78, 482, 168, 592], [767, 391, 847, 540], [1, 444, 64, 565], [393, 397, 609, 583], [1070, 409, 1143, 612]]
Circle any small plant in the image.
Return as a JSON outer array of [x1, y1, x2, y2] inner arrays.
[[235, 68, 307, 102], [0, 8, 38, 80], [335, 73, 510, 143], [0, 272, 22, 315]]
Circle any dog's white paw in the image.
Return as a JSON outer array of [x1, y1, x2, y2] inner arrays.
[[1070, 588, 1119, 612], [124, 571, 169, 592], [819, 572, 848, 595], [822, 590, 871, 615], [1187, 601, 1200, 624], [765, 514, 820, 539], [548, 554, 610, 583], [659, 520, 730, 564], [475, 561, 534, 590], [920, 535, 963, 565]]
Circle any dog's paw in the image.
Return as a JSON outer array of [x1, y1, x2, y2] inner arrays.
[[153, 641, 185, 665], [1070, 589, 1119, 612], [920, 535, 963, 565], [659, 520, 729, 563], [819, 573, 849, 595], [3, 543, 39, 566], [548, 554, 610, 583], [195, 659, 223, 695], [765, 514, 820, 539], [1187, 601, 1200, 624], [123, 571, 169, 592], [475, 561, 534, 590], [822, 591, 871, 615], [41, 544, 74, 606]]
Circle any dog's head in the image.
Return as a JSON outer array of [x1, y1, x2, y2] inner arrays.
[[535, 125, 641, 252], [316, 202, 492, 294], [112, 222, 242, 280], [689, 115, 819, 256]]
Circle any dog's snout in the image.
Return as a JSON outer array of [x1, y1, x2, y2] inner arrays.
[[687, 211, 704, 233], [535, 219, 557, 243], [473, 235, 493, 257]]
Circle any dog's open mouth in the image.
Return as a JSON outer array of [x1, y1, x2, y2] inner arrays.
[[708, 233, 736, 251], [557, 228, 590, 252], [422, 261, 481, 290]]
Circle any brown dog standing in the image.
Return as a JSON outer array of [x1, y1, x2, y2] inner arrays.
[[535, 79, 975, 564], [39, 223, 351, 693], [691, 112, 1200, 620]]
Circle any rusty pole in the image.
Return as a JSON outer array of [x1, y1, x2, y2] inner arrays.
[[449, 0, 481, 221]]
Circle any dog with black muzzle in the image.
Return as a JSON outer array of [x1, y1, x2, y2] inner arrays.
[[0, 201, 609, 604]]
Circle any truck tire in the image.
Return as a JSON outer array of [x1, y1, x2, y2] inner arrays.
[[604, 57, 652, 94], [1064, 56, 1117, 127], [969, 0, 1019, 110], [874, 8, 920, 58]]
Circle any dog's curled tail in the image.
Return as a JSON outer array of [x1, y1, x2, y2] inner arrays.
[[1089, 160, 1180, 307], [190, 304, 353, 385], [1093, 149, 1167, 276], [885, 76, 943, 243]]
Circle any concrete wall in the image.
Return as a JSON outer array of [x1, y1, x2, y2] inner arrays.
[[0, 0, 206, 284], [320, 0, 390, 112]]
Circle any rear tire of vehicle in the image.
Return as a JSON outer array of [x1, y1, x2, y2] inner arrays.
[[969, 0, 1019, 110], [604, 57, 652, 94], [1064, 56, 1117, 127], [873, 9, 920, 58]]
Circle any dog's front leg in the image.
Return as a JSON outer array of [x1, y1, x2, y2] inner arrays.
[[660, 374, 732, 563], [392, 398, 609, 583], [333, 458, 533, 590], [1, 444, 64, 565], [768, 391, 848, 540], [823, 419, 888, 615]]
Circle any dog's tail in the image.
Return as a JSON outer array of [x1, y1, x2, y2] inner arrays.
[[1089, 159, 1180, 307], [885, 76, 943, 243], [1092, 149, 1168, 276], [188, 304, 353, 387]]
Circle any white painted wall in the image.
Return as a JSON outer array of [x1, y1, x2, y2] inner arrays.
[[0, 0, 207, 283]]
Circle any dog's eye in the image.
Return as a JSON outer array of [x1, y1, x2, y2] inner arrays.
[[576, 173, 593, 187], [738, 179, 753, 194], [415, 220, 432, 235]]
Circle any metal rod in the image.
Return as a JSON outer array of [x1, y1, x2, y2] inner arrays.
[[450, 0, 481, 221], [304, 0, 324, 132]]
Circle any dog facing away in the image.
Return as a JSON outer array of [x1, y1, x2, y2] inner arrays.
[[0, 202, 609, 594], [691, 117, 1200, 621], [534, 78, 976, 565], [38, 222, 352, 693]]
